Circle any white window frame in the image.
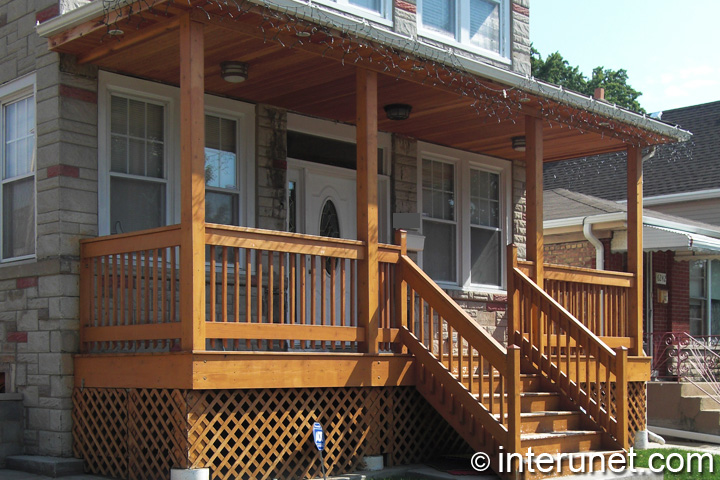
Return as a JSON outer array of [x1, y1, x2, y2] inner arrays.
[[0, 73, 37, 264], [310, 0, 393, 26], [417, 142, 511, 292], [417, 0, 511, 63], [98, 71, 255, 236]]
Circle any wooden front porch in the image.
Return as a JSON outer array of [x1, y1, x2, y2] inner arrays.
[[36, 1, 689, 478]]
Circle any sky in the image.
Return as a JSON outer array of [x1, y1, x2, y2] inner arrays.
[[530, 0, 720, 114]]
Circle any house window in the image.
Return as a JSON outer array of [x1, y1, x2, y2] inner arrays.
[[422, 158, 456, 282], [418, 0, 509, 58], [205, 114, 240, 225], [469, 168, 501, 285], [2, 90, 35, 262], [689, 259, 720, 336], [312, 0, 392, 23], [109, 95, 167, 234], [419, 144, 509, 290]]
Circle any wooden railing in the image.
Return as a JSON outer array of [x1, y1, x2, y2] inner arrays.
[[203, 224, 400, 352], [400, 254, 521, 455], [80, 224, 401, 354], [509, 245, 629, 449], [518, 260, 634, 348], [79, 225, 182, 353]]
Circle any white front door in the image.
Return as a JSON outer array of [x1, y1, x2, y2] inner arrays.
[[287, 159, 389, 241]]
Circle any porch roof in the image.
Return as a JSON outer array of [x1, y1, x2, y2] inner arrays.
[[38, 0, 691, 162]]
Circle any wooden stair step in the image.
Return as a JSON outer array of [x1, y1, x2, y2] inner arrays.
[[520, 392, 561, 412], [521, 430, 604, 455], [519, 411, 583, 434]]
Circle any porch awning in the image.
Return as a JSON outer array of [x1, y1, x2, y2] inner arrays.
[[612, 225, 720, 260]]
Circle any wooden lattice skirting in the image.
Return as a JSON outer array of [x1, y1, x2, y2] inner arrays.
[[73, 386, 471, 480], [582, 380, 646, 447]]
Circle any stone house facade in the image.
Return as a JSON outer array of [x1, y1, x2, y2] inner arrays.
[[0, 0, 532, 462]]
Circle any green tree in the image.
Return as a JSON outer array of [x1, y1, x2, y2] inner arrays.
[[531, 47, 645, 114]]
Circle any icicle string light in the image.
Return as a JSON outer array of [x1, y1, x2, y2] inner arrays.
[[97, 0, 689, 148]]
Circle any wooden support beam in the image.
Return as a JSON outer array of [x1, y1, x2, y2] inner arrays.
[[393, 230, 408, 354], [179, 16, 206, 351], [356, 68, 379, 354], [526, 115, 544, 287], [627, 146, 643, 356]]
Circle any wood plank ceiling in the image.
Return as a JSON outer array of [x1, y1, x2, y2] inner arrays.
[[49, 2, 671, 163]]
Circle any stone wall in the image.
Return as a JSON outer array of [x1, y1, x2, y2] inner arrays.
[[0, 393, 23, 466], [0, 0, 98, 457], [255, 105, 288, 231]]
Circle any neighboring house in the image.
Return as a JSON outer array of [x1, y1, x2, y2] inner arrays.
[[543, 188, 720, 340], [545, 100, 720, 336], [0, 1, 691, 479]]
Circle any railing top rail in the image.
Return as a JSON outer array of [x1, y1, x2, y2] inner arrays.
[[544, 263, 634, 288], [80, 224, 181, 245], [206, 223, 364, 247], [81, 225, 182, 258], [513, 266, 617, 359], [401, 254, 508, 369]]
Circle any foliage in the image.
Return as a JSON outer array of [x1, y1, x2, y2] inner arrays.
[[531, 47, 645, 114]]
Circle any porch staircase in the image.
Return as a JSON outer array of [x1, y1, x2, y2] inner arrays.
[[397, 250, 629, 479]]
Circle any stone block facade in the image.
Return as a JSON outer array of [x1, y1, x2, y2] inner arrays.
[[0, 0, 97, 458]]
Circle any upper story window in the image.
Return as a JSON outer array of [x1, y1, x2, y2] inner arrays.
[[312, 0, 392, 25], [1, 75, 36, 262], [418, 0, 510, 60]]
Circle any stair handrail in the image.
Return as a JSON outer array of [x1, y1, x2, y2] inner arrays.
[[399, 254, 522, 454], [507, 245, 629, 450]]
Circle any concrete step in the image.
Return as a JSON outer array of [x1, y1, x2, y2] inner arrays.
[[5, 456, 84, 478]]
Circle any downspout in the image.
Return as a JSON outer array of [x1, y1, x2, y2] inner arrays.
[[583, 217, 605, 335], [582, 217, 604, 270]]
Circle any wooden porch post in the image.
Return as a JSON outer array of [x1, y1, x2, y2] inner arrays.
[[627, 146, 643, 356], [356, 68, 379, 354], [525, 115, 544, 287], [179, 16, 206, 351]]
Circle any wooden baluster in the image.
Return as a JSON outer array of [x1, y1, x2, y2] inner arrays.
[[257, 250, 263, 350], [331, 257, 336, 350], [321, 256, 326, 350], [594, 343, 601, 420], [409, 288, 415, 335], [268, 251, 274, 350], [488, 365, 495, 415], [507, 345, 522, 455], [221, 247, 228, 330], [161, 248, 168, 328], [154, 249, 160, 332], [135, 253, 141, 330], [436, 310, 442, 364], [341, 259, 347, 349], [234, 247, 240, 349], [119, 253, 126, 338], [604, 350, 612, 431], [110, 254, 117, 331], [448, 323, 454, 375], [457, 336, 464, 386], [468, 346, 474, 395], [279, 253, 285, 350], [555, 310, 561, 385], [384, 263, 390, 350], [419, 299, 425, 348], [311, 255, 317, 349], [478, 354, 484, 408], [615, 347, 629, 450], [246, 248, 252, 349], [499, 370, 505, 426], [351, 259, 356, 329], [210, 246, 216, 327]]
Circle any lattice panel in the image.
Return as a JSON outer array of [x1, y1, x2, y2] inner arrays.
[[73, 388, 129, 479], [390, 387, 472, 465], [628, 381, 646, 447], [128, 389, 189, 480]]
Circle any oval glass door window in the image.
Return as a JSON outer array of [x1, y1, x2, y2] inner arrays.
[[320, 200, 341, 273]]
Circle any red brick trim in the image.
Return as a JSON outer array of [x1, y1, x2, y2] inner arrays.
[[395, 0, 416, 13], [487, 302, 507, 312], [16, 277, 38, 289], [36, 4, 60, 24], [47, 164, 80, 178], [512, 4, 529, 16], [7, 332, 28, 343], [59, 85, 98, 104]]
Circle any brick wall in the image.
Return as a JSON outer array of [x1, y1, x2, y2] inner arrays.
[[545, 240, 596, 269], [0, 0, 98, 458], [668, 256, 690, 332]]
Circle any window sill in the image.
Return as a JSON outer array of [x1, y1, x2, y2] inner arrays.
[[416, 28, 511, 66]]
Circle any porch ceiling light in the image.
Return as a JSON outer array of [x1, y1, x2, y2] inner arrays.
[[511, 136, 526, 152], [384, 103, 412, 121], [221, 61, 249, 83]]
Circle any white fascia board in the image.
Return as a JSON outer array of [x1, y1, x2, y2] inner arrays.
[[36, 0, 692, 143], [543, 212, 627, 231], [642, 215, 720, 238], [624, 188, 720, 206]]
